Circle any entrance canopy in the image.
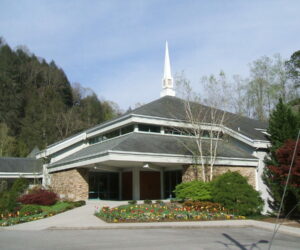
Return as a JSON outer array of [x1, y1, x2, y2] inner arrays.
[[47, 132, 258, 174]]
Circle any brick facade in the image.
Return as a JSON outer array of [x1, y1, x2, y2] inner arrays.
[[182, 165, 256, 188], [50, 168, 89, 201]]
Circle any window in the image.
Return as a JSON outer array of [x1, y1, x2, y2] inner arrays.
[[138, 124, 160, 133], [164, 127, 193, 136], [121, 125, 134, 135], [103, 130, 120, 140], [89, 124, 135, 145], [89, 136, 102, 144]]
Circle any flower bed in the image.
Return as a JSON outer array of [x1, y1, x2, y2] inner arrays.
[[0, 200, 85, 227], [96, 202, 245, 223]]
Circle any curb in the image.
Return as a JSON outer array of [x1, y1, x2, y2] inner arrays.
[[46, 220, 300, 237]]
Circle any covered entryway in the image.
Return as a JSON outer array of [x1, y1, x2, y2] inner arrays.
[[89, 172, 119, 200], [88, 166, 182, 200]]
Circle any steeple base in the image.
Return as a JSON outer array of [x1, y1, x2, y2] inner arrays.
[[160, 88, 176, 97]]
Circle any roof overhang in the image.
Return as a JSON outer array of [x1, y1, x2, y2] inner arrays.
[[47, 150, 259, 173], [37, 113, 270, 159], [0, 172, 43, 178]]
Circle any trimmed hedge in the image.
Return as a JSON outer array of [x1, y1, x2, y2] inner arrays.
[[211, 171, 263, 216], [174, 180, 212, 201]]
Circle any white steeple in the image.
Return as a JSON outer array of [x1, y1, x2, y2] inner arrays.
[[160, 41, 176, 97]]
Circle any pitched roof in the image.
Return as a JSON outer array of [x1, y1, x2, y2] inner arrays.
[[0, 157, 43, 173], [51, 132, 256, 167], [129, 96, 268, 140], [47, 95, 268, 150]]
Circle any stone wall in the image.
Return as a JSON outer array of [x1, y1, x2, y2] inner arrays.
[[50, 168, 89, 201], [182, 165, 256, 188]]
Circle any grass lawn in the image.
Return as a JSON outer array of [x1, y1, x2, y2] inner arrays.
[[96, 202, 245, 223]]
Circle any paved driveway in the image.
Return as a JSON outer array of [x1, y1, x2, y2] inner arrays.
[[1, 228, 300, 250]]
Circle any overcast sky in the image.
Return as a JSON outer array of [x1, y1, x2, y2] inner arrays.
[[1, 0, 300, 110]]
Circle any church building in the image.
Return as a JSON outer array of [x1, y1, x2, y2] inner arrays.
[[32, 42, 270, 206]]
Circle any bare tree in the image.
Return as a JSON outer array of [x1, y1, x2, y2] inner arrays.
[[175, 75, 227, 182]]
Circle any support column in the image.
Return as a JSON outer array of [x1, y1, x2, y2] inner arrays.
[[132, 168, 140, 200], [160, 168, 164, 199], [118, 171, 122, 200]]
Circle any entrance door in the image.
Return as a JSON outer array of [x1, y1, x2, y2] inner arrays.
[[164, 170, 182, 199], [89, 172, 119, 200], [140, 171, 161, 200], [122, 172, 132, 200]]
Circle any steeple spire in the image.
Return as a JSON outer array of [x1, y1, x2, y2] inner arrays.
[[161, 41, 176, 97]]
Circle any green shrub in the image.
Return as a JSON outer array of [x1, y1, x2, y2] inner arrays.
[[155, 200, 165, 206], [11, 178, 29, 195], [170, 198, 184, 203], [0, 180, 8, 193], [73, 200, 86, 207], [19, 204, 42, 216], [128, 200, 137, 205], [174, 181, 212, 201], [144, 199, 152, 204], [0, 191, 18, 213], [211, 171, 264, 216]]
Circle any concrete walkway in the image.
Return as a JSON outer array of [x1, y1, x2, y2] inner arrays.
[[2, 200, 300, 237]]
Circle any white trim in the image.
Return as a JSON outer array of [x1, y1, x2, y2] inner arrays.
[[36, 133, 87, 158], [0, 172, 43, 178], [87, 116, 135, 138], [50, 142, 88, 163], [38, 112, 270, 159], [47, 150, 259, 173], [223, 126, 270, 148]]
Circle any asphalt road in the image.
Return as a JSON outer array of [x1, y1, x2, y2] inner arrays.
[[0, 227, 299, 250]]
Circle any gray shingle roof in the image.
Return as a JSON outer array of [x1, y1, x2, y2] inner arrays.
[[129, 96, 268, 140], [51, 132, 256, 167], [0, 158, 43, 173], [87, 96, 268, 141], [47, 95, 268, 150]]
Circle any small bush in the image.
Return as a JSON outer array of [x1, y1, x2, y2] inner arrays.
[[144, 199, 152, 204], [174, 181, 212, 201], [18, 188, 58, 206], [11, 178, 29, 195], [19, 204, 42, 216], [128, 200, 137, 205], [73, 200, 86, 207], [0, 180, 8, 193], [155, 200, 165, 206], [211, 171, 264, 216], [170, 198, 184, 203], [0, 191, 18, 213]]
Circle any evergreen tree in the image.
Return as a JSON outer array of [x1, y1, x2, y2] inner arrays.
[[267, 98, 298, 152], [0, 38, 118, 156], [263, 98, 300, 215]]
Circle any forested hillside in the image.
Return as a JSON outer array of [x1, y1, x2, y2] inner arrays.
[[0, 38, 119, 157]]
